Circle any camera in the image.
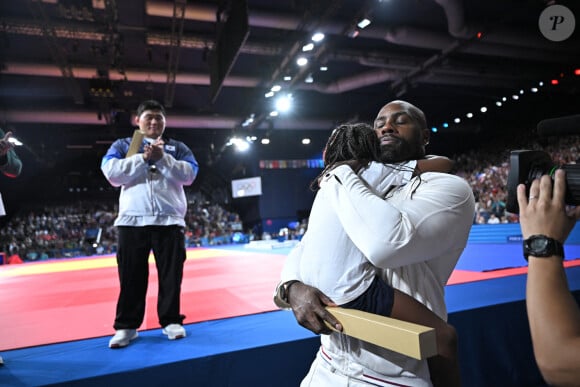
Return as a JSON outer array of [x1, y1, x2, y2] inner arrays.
[[506, 150, 580, 214]]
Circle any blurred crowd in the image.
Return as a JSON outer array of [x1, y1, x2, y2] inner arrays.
[[2, 134, 579, 263]]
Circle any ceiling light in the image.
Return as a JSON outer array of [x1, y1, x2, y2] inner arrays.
[[431, 127, 438, 133], [519, 89, 524, 94], [261, 138, 270, 145], [442, 123, 449, 128], [531, 87, 538, 93], [512, 95, 519, 100], [275, 95, 292, 112], [284, 76, 292, 81], [271, 85, 281, 92], [269, 111, 279, 117], [466, 112, 473, 118], [357, 18, 371, 29], [302, 43, 314, 52], [265, 91, 274, 98], [229, 137, 250, 152], [496, 101, 502, 107], [502, 97, 507, 102], [538, 81, 544, 87], [305, 74, 314, 83], [348, 29, 360, 38], [320, 66, 328, 71], [296, 57, 308, 66], [480, 106, 488, 113], [302, 138, 311, 145], [454, 118, 461, 123], [311, 32, 325, 42]]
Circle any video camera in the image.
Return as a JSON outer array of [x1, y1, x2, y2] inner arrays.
[[506, 114, 580, 214]]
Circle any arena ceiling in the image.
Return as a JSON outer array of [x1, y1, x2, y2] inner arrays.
[[1, 0, 580, 183]]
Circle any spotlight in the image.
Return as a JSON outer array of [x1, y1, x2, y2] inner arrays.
[[269, 111, 279, 117], [312, 32, 325, 42], [480, 107, 488, 113], [466, 112, 474, 118], [454, 118, 461, 123], [496, 101, 502, 107], [275, 95, 292, 112], [302, 43, 314, 52], [261, 138, 270, 145], [296, 57, 308, 66], [302, 138, 311, 145], [357, 18, 371, 29]]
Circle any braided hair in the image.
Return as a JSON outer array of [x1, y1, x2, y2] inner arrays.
[[311, 123, 381, 190]]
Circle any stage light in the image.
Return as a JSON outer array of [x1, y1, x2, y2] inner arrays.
[[283, 76, 292, 81], [519, 89, 524, 94], [454, 118, 461, 123], [502, 96, 507, 102], [575, 68, 580, 76], [551, 79, 559, 85], [302, 43, 314, 52], [320, 66, 328, 71], [296, 57, 308, 66], [466, 112, 473, 118], [275, 95, 292, 112], [496, 101, 502, 107], [261, 138, 270, 145], [512, 95, 519, 100], [228, 137, 250, 152], [269, 111, 279, 117], [305, 74, 314, 83], [443, 122, 449, 128], [431, 127, 438, 133], [480, 106, 488, 113], [538, 81, 544, 86], [357, 18, 371, 29], [265, 91, 274, 98], [302, 138, 311, 145], [312, 32, 325, 42], [531, 87, 538, 93], [271, 85, 281, 92]]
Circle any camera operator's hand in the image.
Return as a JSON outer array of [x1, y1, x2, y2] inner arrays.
[[517, 169, 580, 242]]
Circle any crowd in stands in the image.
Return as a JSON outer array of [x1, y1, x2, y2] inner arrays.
[[0, 192, 245, 263], [1, 134, 579, 263]]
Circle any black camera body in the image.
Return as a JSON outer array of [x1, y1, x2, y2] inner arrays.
[[506, 150, 580, 214]]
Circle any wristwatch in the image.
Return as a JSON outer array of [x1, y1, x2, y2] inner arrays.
[[273, 280, 299, 309], [523, 234, 564, 261]]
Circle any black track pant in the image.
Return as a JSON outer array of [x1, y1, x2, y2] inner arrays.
[[113, 225, 186, 330]]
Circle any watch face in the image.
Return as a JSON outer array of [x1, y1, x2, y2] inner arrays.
[[530, 238, 549, 250]]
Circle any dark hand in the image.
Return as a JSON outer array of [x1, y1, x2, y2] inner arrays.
[[287, 282, 342, 334]]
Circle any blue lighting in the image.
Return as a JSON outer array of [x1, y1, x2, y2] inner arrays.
[[442, 122, 449, 128]]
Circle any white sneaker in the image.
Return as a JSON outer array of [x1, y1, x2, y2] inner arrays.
[[162, 324, 186, 340], [108, 329, 138, 349]]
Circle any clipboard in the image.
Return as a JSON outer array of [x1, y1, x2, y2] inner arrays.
[[126, 130, 145, 158]]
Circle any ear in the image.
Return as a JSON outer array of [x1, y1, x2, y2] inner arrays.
[[422, 128, 430, 146], [134, 114, 140, 126]]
